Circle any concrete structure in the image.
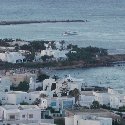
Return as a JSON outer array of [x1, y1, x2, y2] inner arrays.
[[0, 105, 41, 124], [79, 91, 95, 107], [40, 97, 75, 110], [8, 73, 37, 86], [29, 77, 42, 91], [110, 94, 125, 109], [0, 92, 7, 104], [0, 76, 12, 92], [93, 91, 110, 105], [108, 88, 125, 108], [0, 51, 25, 63], [43, 75, 83, 97], [6, 91, 31, 105], [41, 43, 68, 61], [65, 115, 112, 125], [6, 91, 48, 105]]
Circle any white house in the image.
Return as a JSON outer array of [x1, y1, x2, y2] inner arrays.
[[6, 91, 30, 105], [41, 43, 68, 61], [0, 76, 12, 92], [43, 78, 56, 92], [0, 92, 7, 104], [79, 91, 95, 107], [29, 91, 49, 104], [0, 105, 41, 124], [40, 97, 75, 110], [0, 51, 25, 63], [6, 91, 48, 105], [108, 88, 125, 108], [29, 77, 42, 91], [43, 75, 83, 97], [110, 94, 125, 109], [65, 115, 112, 125], [93, 91, 110, 105]]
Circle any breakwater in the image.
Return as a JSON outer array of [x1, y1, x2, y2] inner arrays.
[[0, 20, 88, 25]]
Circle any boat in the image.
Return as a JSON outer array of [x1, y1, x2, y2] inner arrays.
[[63, 31, 78, 36]]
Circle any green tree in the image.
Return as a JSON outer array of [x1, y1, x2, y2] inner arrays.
[[69, 88, 80, 103], [33, 98, 41, 105], [37, 73, 49, 82], [20, 101, 29, 105], [90, 101, 100, 109], [17, 81, 29, 92]]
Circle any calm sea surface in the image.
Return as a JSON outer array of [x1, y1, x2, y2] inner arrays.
[[44, 66, 125, 90], [1, 0, 125, 89]]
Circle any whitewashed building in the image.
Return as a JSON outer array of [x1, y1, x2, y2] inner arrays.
[[0, 105, 41, 124], [93, 91, 110, 105], [110, 94, 125, 109], [79, 91, 95, 107], [41, 43, 68, 61], [65, 115, 112, 125], [43, 75, 83, 97], [108, 88, 125, 108], [0, 92, 7, 104], [0, 52, 25, 63], [6, 91, 30, 105], [43, 78, 56, 92], [40, 97, 75, 110], [29, 77, 42, 91], [0, 76, 12, 92]]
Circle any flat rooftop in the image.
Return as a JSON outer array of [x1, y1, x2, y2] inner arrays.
[[2, 105, 39, 110], [65, 108, 121, 119]]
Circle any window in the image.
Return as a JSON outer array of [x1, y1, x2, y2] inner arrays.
[[9, 115, 15, 120], [29, 114, 33, 118], [2, 97, 5, 100], [22, 115, 25, 118]]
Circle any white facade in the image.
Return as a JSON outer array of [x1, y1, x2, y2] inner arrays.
[[40, 97, 75, 110], [0, 92, 7, 104], [110, 94, 125, 109], [0, 52, 25, 63], [6, 91, 31, 105], [6, 91, 48, 105], [65, 115, 112, 125], [43, 75, 83, 97], [79, 94, 95, 107], [43, 78, 56, 92], [0, 76, 12, 92], [108, 88, 125, 108], [29, 77, 42, 91], [41, 45, 68, 60], [93, 92, 110, 105], [46, 97, 75, 109], [0, 105, 41, 124]]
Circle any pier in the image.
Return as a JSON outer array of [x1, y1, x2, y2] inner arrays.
[[0, 19, 88, 25]]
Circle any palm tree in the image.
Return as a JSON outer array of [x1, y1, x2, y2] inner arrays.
[[69, 88, 80, 104]]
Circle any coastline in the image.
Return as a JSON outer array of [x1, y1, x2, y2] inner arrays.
[[0, 54, 125, 70]]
